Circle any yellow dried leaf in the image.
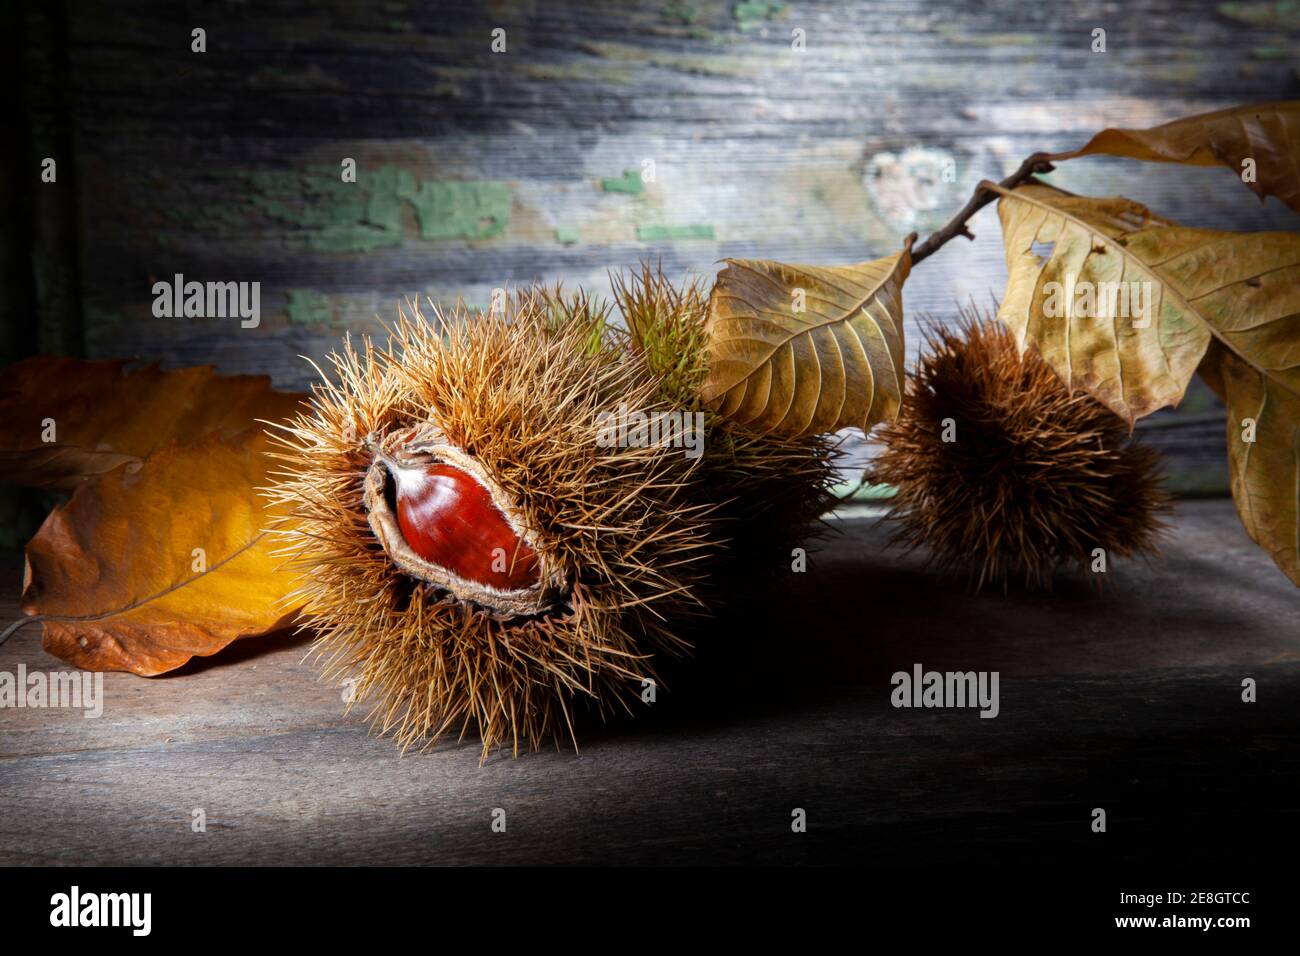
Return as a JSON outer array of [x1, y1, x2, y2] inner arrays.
[[20, 429, 301, 675], [701, 241, 910, 438], [1213, 345, 1300, 585], [1051, 101, 1300, 213], [0, 356, 304, 490], [993, 181, 1300, 585], [992, 181, 1300, 424]]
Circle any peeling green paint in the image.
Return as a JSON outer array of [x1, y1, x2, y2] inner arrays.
[[405, 181, 512, 240], [252, 165, 409, 253], [580, 39, 763, 78], [662, 1, 699, 25], [733, 1, 785, 30], [1217, 1, 1300, 28], [637, 224, 716, 241], [524, 62, 635, 84], [555, 227, 580, 245], [936, 25, 1037, 46], [249, 165, 511, 251], [601, 170, 645, 194], [658, 54, 760, 77], [286, 289, 334, 326]]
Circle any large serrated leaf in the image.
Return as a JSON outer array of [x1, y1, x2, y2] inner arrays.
[[993, 181, 1300, 585], [992, 181, 1300, 424], [1213, 344, 1300, 585], [701, 242, 910, 438], [1051, 101, 1300, 213]]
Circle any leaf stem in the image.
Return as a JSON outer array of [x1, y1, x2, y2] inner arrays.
[[910, 152, 1056, 266]]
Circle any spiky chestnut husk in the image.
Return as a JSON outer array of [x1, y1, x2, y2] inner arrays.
[[267, 276, 837, 757], [868, 310, 1171, 590], [610, 266, 840, 569]]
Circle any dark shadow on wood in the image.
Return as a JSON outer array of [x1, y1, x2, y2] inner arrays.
[[163, 624, 313, 677]]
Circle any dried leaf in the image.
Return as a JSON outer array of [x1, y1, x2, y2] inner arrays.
[[993, 181, 1300, 585], [701, 240, 910, 438], [20, 429, 300, 675], [0, 356, 304, 490], [992, 181, 1300, 424], [1050, 101, 1300, 213], [1213, 345, 1300, 585]]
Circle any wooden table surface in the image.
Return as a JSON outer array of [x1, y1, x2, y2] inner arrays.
[[2, 498, 1297, 866]]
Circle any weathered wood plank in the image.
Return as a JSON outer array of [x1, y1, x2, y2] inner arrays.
[[2, 666, 1295, 866], [2, 500, 1297, 865], [39, 0, 1297, 496]]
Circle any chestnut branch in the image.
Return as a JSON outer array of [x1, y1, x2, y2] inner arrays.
[[909, 152, 1056, 266]]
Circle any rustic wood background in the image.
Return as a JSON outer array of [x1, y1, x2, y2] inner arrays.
[[4, 3, 1300, 867], [4, 501, 1298, 866], [8, 0, 1299, 506]]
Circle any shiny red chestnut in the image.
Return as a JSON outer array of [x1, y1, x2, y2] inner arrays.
[[392, 462, 540, 592]]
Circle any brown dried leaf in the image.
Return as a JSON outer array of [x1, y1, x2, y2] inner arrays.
[[701, 241, 910, 438], [992, 181, 1300, 423], [0, 356, 304, 490], [1050, 101, 1300, 213], [1212, 345, 1300, 585], [20, 429, 301, 675], [994, 181, 1300, 585]]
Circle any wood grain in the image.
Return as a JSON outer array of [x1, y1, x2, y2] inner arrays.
[[25, 0, 1300, 497], [10, 2, 1300, 855], [2, 500, 1298, 865]]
